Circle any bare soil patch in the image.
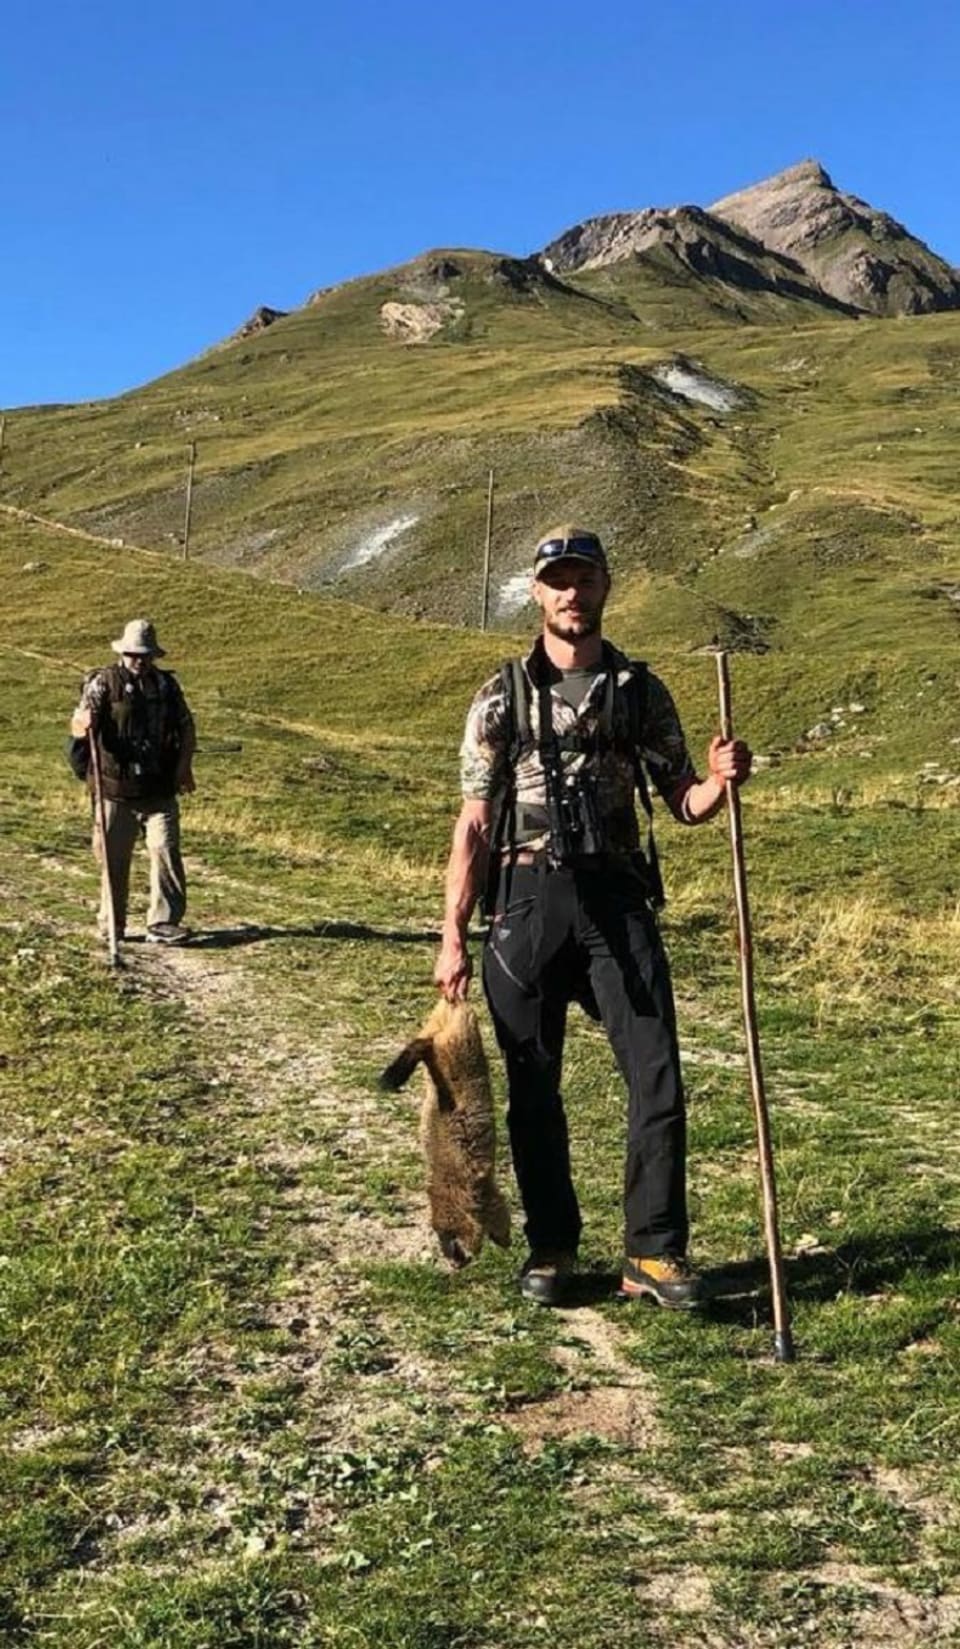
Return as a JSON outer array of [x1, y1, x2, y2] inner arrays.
[[504, 1304, 660, 1449]]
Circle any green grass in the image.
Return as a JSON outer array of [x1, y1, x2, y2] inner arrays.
[[2, 511, 960, 1643]]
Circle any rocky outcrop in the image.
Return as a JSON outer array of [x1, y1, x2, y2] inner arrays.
[[710, 161, 960, 316], [402, 249, 574, 299], [541, 203, 853, 311], [208, 304, 289, 354], [234, 305, 288, 338], [380, 301, 457, 343]]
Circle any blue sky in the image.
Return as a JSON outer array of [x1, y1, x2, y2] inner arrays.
[[4, 0, 959, 407]]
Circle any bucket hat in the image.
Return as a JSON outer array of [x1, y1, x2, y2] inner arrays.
[[533, 524, 608, 579], [111, 619, 166, 657]]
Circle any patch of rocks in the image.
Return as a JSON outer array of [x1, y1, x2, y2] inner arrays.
[[234, 305, 288, 340], [340, 512, 419, 571], [496, 571, 533, 617], [652, 356, 742, 413], [379, 301, 461, 344], [802, 702, 868, 743], [917, 761, 960, 788]]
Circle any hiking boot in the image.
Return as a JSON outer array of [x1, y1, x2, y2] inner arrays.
[[146, 923, 192, 946], [621, 1253, 703, 1310], [519, 1250, 577, 1307]]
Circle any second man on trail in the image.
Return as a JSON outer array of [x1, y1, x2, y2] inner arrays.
[[71, 619, 197, 947], [434, 524, 751, 1308]]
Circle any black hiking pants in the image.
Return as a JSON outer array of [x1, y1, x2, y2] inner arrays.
[[482, 860, 688, 1260]]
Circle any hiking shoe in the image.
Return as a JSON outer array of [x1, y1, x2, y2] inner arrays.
[[145, 923, 192, 946], [621, 1253, 703, 1310], [519, 1250, 577, 1307]]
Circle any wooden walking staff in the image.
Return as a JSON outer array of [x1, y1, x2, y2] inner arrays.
[[88, 731, 121, 969], [715, 652, 794, 1363]]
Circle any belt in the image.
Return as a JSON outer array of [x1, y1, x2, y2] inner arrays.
[[500, 849, 633, 871]]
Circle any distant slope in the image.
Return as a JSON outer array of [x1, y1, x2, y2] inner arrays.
[[3, 503, 959, 776]]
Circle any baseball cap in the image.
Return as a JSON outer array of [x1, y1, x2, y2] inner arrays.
[[533, 524, 608, 579]]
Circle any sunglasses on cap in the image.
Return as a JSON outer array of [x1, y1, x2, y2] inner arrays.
[[534, 535, 607, 570]]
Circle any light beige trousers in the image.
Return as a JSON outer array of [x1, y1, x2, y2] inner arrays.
[[94, 796, 187, 935]]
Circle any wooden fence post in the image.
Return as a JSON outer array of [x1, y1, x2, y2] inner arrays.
[[480, 467, 495, 630], [182, 440, 197, 559]]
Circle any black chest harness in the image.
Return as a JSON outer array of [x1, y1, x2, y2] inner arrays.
[[484, 639, 664, 914]]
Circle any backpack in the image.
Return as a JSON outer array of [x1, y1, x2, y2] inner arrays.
[[483, 642, 664, 915], [65, 735, 91, 782], [90, 664, 185, 799]]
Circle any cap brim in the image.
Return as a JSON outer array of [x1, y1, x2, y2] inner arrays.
[[111, 641, 165, 656], [533, 551, 607, 577]]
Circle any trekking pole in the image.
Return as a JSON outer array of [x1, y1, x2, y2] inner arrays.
[[715, 652, 794, 1363], [88, 731, 121, 969]]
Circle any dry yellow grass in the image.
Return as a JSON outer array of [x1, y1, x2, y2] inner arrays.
[[763, 892, 960, 1025]]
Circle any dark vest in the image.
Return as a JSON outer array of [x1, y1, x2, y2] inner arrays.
[[93, 665, 183, 802]]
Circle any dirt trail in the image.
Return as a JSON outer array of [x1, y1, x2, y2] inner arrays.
[[506, 1303, 660, 1448], [140, 936, 662, 1453]]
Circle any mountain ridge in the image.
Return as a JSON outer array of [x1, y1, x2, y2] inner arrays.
[[3, 158, 959, 646], [220, 160, 958, 347], [543, 160, 960, 318]]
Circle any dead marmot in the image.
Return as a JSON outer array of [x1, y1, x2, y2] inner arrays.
[[379, 997, 511, 1268]]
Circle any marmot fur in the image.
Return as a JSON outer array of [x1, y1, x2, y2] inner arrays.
[[379, 997, 510, 1268]]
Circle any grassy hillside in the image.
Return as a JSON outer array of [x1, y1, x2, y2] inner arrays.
[[4, 242, 958, 639], [2, 514, 960, 1645]]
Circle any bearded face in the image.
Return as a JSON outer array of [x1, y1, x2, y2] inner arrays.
[[533, 561, 610, 642]]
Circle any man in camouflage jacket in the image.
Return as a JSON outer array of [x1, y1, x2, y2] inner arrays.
[[435, 526, 751, 1307]]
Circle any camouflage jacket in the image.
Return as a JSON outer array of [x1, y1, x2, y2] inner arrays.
[[460, 641, 699, 856]]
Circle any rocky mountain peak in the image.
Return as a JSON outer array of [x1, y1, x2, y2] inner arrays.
[[710, 163, 960, 316], [543, 162, 959, 320], [770, 158, 835, 189], [710, 161, 865, 255]]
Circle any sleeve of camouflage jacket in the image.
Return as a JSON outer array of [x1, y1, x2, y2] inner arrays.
[[459, 672, 509, 801], [640, 672, 700, 822]]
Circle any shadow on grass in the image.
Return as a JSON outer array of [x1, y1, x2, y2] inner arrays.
[[550, 1229, 960, 1320], [700, 1226, 960, 1326], [560, 1269, 625, 1307], [185, 921, 446, 949]]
